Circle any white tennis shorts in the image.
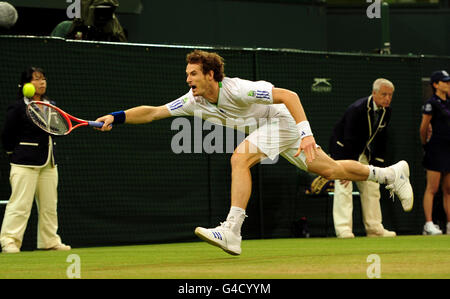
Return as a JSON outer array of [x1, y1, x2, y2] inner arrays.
[[245, 116, 312, 171]]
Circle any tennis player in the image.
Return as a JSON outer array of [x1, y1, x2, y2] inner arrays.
[[96, 50, 413, 255]]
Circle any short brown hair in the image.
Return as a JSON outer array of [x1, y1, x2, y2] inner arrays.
[[186, 50, 225, 82]]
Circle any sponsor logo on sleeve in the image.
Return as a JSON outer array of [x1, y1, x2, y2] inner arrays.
[[169, 97, 189, 111], [248, 90, 270, 100]]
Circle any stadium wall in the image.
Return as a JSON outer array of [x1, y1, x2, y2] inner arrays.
[[6, 1, 450, 56], [0, 36, 448, 250]]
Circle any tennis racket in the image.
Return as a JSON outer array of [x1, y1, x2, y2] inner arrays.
[[26, 101, 104, 136]]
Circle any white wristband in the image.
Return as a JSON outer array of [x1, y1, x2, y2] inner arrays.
[[296, 121, 313, 140]]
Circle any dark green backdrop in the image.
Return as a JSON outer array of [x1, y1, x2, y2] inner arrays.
[[0, 36, 448, 250], [6, 1, 450, 56]]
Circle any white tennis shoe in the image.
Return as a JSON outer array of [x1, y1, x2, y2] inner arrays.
[[195, 222, 242, 256], [386, 160, 414, 212], [423, 222, 443, 235]]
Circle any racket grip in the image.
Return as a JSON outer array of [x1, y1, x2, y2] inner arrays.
[[88, 121, 106, 128]]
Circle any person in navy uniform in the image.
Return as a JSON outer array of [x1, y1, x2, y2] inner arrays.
[[420, 70, 450, 235], [0, 67, 71, 253], [329, 78, 397, 238]]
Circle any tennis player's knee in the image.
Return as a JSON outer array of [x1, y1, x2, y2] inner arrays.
[[231, 141, 263, 170], [230, 153, 251, 170], [230, 152, 263, 171]]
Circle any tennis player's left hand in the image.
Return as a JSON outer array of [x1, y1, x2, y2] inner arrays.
[[294, 135, 317, 163]]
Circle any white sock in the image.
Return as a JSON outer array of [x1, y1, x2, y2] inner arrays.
[[368, 165, 395, 185], [226, 206, 246, 236]]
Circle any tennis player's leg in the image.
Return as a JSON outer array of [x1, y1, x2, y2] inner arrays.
[[306, 149, 373, 181], [282, 147, 371, 180], [195, 120, 280, 256], [230, 140, 267, 210], [195, 140, 266, 256], [283, 147, 413, 211]]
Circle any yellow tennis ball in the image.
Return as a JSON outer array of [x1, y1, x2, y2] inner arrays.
[[23, 83, 36, 98]]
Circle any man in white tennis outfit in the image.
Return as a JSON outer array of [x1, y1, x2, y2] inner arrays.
[[96, 50, 413, 255]]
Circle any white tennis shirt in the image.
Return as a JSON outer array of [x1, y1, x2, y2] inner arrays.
[[165, 77, 309, 164], [165, 77, 293, 132]]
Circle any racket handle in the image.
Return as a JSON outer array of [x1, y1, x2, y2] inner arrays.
[[88, 121, 106, 128]]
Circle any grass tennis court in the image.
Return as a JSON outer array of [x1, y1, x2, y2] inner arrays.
[[1, 235, 449, 279]]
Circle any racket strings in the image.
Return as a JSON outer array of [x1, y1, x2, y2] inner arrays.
[[27, 102, 70, 135]]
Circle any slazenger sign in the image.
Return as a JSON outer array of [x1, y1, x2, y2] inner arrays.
[[311, 78, 332, 93]]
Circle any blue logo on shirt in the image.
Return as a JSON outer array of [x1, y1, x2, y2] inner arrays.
[[169, 99, 184, 111], [255, 90, 270, 100]]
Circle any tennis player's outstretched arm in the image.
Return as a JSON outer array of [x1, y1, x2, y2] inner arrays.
[[96, 105, 171, 131]]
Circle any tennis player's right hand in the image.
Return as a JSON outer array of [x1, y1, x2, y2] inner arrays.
[[95, 115, 114, 131], [294, 135, 317, 163]]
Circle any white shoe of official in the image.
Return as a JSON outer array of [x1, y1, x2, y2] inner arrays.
[[337, 231, 355, 239], [367, 229, 397, 237], [48, 243, 71, 251], [195, 222, 242, 256], [2, 243, 20, 254], [385, 160, 414, 212], [423, 222, 443, 235]]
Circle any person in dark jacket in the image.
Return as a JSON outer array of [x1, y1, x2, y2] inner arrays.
[[0, 67, 71, 253], [329, 78, 397, 238]]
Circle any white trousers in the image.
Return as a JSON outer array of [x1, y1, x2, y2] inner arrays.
[[0, 163, 61, 249], [333, 154, 385, 236]]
